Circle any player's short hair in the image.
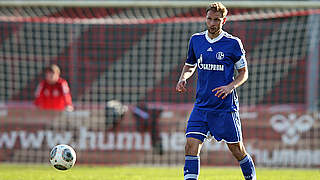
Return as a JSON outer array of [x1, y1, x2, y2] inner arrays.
[[206, 2, 228, 18], [45, 64, 60, 74]]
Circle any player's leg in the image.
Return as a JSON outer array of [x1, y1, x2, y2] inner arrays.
[[184, 108, 208, 180], [207, 111, 256, 180], [225, 111, 256, 180], [227, 142, 256, 180], [184, 137, 203, 180]]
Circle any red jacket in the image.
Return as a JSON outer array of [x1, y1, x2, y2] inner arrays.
[[34, 78, 73, 111]]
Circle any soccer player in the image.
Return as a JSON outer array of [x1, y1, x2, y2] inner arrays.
[[176, 2, 256, 180], [34, 64, 74, 112]]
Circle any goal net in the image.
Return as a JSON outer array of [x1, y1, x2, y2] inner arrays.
[[0, 1, 319, 168]]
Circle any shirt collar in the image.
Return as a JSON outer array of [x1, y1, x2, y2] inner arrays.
[[205, 30, 225, 43]]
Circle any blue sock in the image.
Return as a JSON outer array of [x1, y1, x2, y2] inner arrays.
[[184, 155, 200, 180], [239, 154, 256, 180]]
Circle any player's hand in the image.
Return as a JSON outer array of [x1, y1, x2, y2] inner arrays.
[[212, 85, 234, 99], [65, 105, 74, 112], [176, 79, 187, 93]]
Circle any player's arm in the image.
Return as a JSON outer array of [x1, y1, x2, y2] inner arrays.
[[176, 35, 197, 93], [61, 81, 74, 112], [34, 81, 44, 106], [231, 66, 248, 88], [213, 66, 248, 99], [176, 64, 197, 93]]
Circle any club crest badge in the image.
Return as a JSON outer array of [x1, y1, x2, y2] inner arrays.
[[216, 52, 224, 60]]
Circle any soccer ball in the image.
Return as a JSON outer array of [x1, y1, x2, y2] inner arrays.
[[49, 144, 76, 170]]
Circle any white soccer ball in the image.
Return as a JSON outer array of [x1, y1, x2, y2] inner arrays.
[[49, 144, 76, 170]]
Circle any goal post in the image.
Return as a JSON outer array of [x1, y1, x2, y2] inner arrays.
[[0, 1, 319, 168], [1, 1, 320, 8]]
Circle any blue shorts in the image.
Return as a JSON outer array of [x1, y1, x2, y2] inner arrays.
[[185, 108, 242, 143]]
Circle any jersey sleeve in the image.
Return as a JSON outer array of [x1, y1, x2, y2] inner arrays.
[[233, 38, 246, 61], [34, 81, 44, 98], [185, 36, 197, 66], [233, 38, 247, 69], [61, 80, 73, 106], [34, 81, 45, 106]]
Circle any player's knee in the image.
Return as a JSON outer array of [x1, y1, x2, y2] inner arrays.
[[227, 143, 247, 161], [185, 143, 195, 155], [185, 139, 201, 156]]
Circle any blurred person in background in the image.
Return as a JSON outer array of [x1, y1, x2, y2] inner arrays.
[[105, 100, 163, 155], [34, 64, 74, 112], [132, 102, 163, 155]]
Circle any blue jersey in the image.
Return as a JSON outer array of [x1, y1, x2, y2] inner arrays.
[[185, 30, 247, 112]]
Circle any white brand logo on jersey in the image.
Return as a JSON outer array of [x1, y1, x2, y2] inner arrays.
[[216, 52, 224, 60], [207, 47, 213, 52], [270, 113, 314, 145], [44, 89, 50, 96], [53, 89, 60, 97], [197, 54, 224, 71]]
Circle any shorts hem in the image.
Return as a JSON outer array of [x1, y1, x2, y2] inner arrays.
[[185, 132, 207, 137], [193, 106, 238, 112], [224, 140, 242, 144], [185, 132, 207, 142]]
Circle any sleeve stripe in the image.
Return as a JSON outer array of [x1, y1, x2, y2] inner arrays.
[[35, 82, 43, 97], [185, 62, 197, 66], [235, 37, 246, 55]]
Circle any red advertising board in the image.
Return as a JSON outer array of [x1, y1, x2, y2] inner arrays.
[[0, 102, 319, 167]]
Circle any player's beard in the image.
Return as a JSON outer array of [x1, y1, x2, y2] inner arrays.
[[208, 26, 220, 36]]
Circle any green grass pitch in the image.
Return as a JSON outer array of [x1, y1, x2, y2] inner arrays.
[[0, 164, 319, 180]]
